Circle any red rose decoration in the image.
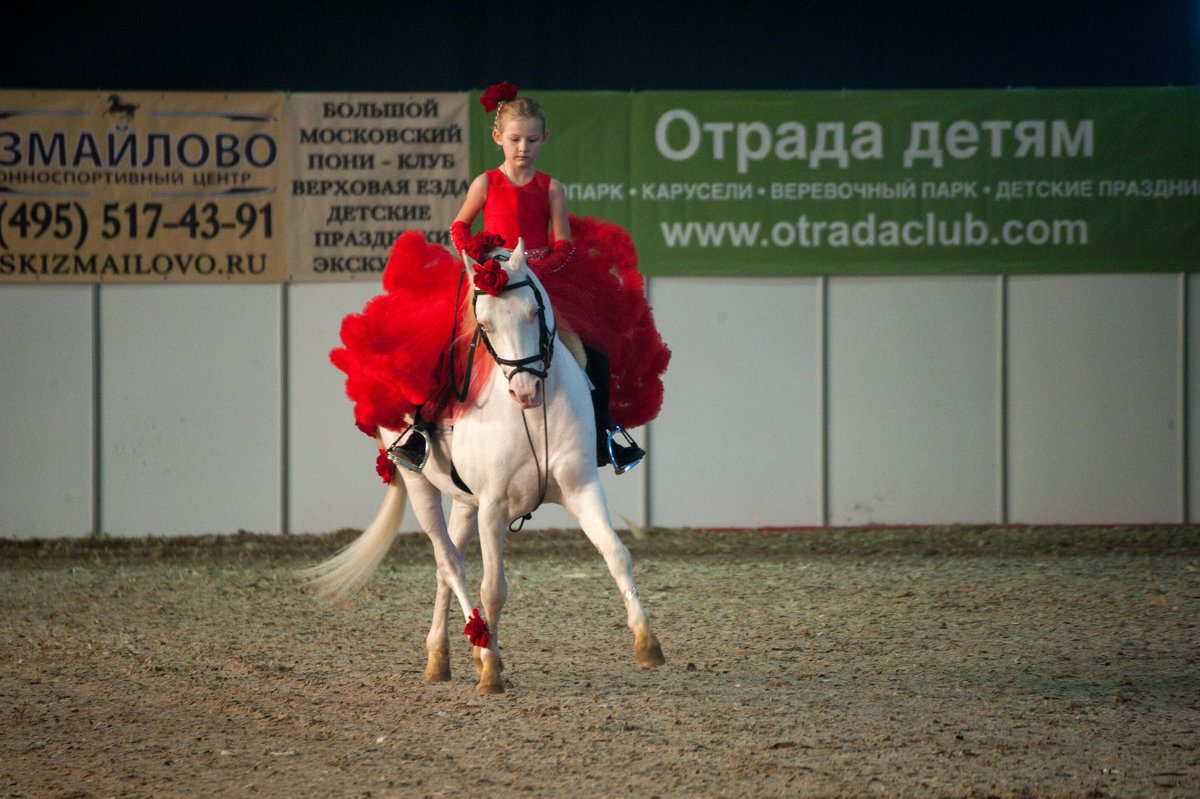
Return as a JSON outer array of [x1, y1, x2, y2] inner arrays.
[[463, 232, 505, 263], [375, 449, 393, 484], [464, 608, 489, 647], [473, 259, 509, 296], [480, 81, 518, 113]]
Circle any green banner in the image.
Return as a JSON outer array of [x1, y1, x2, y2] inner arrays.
[[472, 87, 1200, 276]]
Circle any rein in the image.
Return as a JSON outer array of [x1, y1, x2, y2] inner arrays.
[[448, 265, 555, 530]]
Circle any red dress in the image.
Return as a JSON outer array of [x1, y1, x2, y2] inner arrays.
[[484, 169, 553, 251], [331, 169, 670, 435]]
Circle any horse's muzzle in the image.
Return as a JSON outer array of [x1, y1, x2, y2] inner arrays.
[[508, 371, 543, 409]]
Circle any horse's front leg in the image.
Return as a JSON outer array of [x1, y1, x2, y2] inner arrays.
[[472, 499, 509, 695], [425, 501, 477, 683], [565, 481, 665, 669]]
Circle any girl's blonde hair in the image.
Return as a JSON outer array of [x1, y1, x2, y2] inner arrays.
[[493, 97, 546, 135]]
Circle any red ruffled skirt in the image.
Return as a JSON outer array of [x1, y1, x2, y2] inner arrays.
[[331, 215, 670, 435]]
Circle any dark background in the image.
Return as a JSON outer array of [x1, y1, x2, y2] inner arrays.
[[4, 1, 1198, 92]]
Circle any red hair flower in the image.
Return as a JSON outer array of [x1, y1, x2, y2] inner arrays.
[[473, 258, 509, 296], [463, 232, 505, 263], [464, 608, 489, 647], [480, 81, 518, 112], [375, 449, 393, 484]]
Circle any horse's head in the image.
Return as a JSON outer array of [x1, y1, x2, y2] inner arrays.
[[463, 239, 556, 409]]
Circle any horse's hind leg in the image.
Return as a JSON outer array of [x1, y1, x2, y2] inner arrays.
[[565, 483, 665, 668], [424, 502, 478, 682], [401, 474, 476, 681]]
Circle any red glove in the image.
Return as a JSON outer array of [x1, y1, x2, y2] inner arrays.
[[529, 240, 574, 276], [450, 221, 472, 253]]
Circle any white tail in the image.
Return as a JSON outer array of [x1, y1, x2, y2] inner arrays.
[[300, 479, 407, 599]]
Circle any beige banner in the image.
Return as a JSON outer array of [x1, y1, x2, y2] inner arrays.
[[0, 90, 286, 283], [285, 93, 469, 282]]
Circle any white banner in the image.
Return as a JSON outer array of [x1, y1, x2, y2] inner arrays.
[[285, 93, 469, 282]]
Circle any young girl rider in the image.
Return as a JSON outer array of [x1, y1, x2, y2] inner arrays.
[[332, 82, 669, 477]]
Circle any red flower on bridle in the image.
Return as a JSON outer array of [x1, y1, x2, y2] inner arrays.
[[473, 258, 509, 296], [462, 232, 505, 264], [480, 81, 518, 112]]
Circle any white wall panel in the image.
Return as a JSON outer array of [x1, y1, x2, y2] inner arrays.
[[287, 282, 395, 533], [0, 286, 95, 539], [827, 276, 1001, 525], [99, 285, 282, 536], [1007, 274, 1181, 523], [4, 272, 1192, 538], [649, 277, 823, 528], [1189, 274, 1198, 523]]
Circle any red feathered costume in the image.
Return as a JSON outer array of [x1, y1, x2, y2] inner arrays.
[[331, 173, 670, 436], [330, 232, 487, 435]]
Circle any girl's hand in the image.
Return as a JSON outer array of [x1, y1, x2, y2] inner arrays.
[[529, 240, 574, 275]]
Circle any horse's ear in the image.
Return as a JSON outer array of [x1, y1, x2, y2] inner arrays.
[[511, 238, 526, 268], [462, 248, 478, 269]]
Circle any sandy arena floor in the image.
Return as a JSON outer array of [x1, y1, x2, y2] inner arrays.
[[1, 525, 1197, 798]]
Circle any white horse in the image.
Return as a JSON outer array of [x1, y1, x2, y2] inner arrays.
[[305, 240, 664, 695]]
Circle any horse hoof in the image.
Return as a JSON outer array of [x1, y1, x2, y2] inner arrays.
[[425, 647, 451, 682], [476, 679, 505, 695], [635, 630, 666, 669], [424, 665, 451, 683]]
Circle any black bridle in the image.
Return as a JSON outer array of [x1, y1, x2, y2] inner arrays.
[[475, 277, 556, 382], [451, 271, 556, 403]]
